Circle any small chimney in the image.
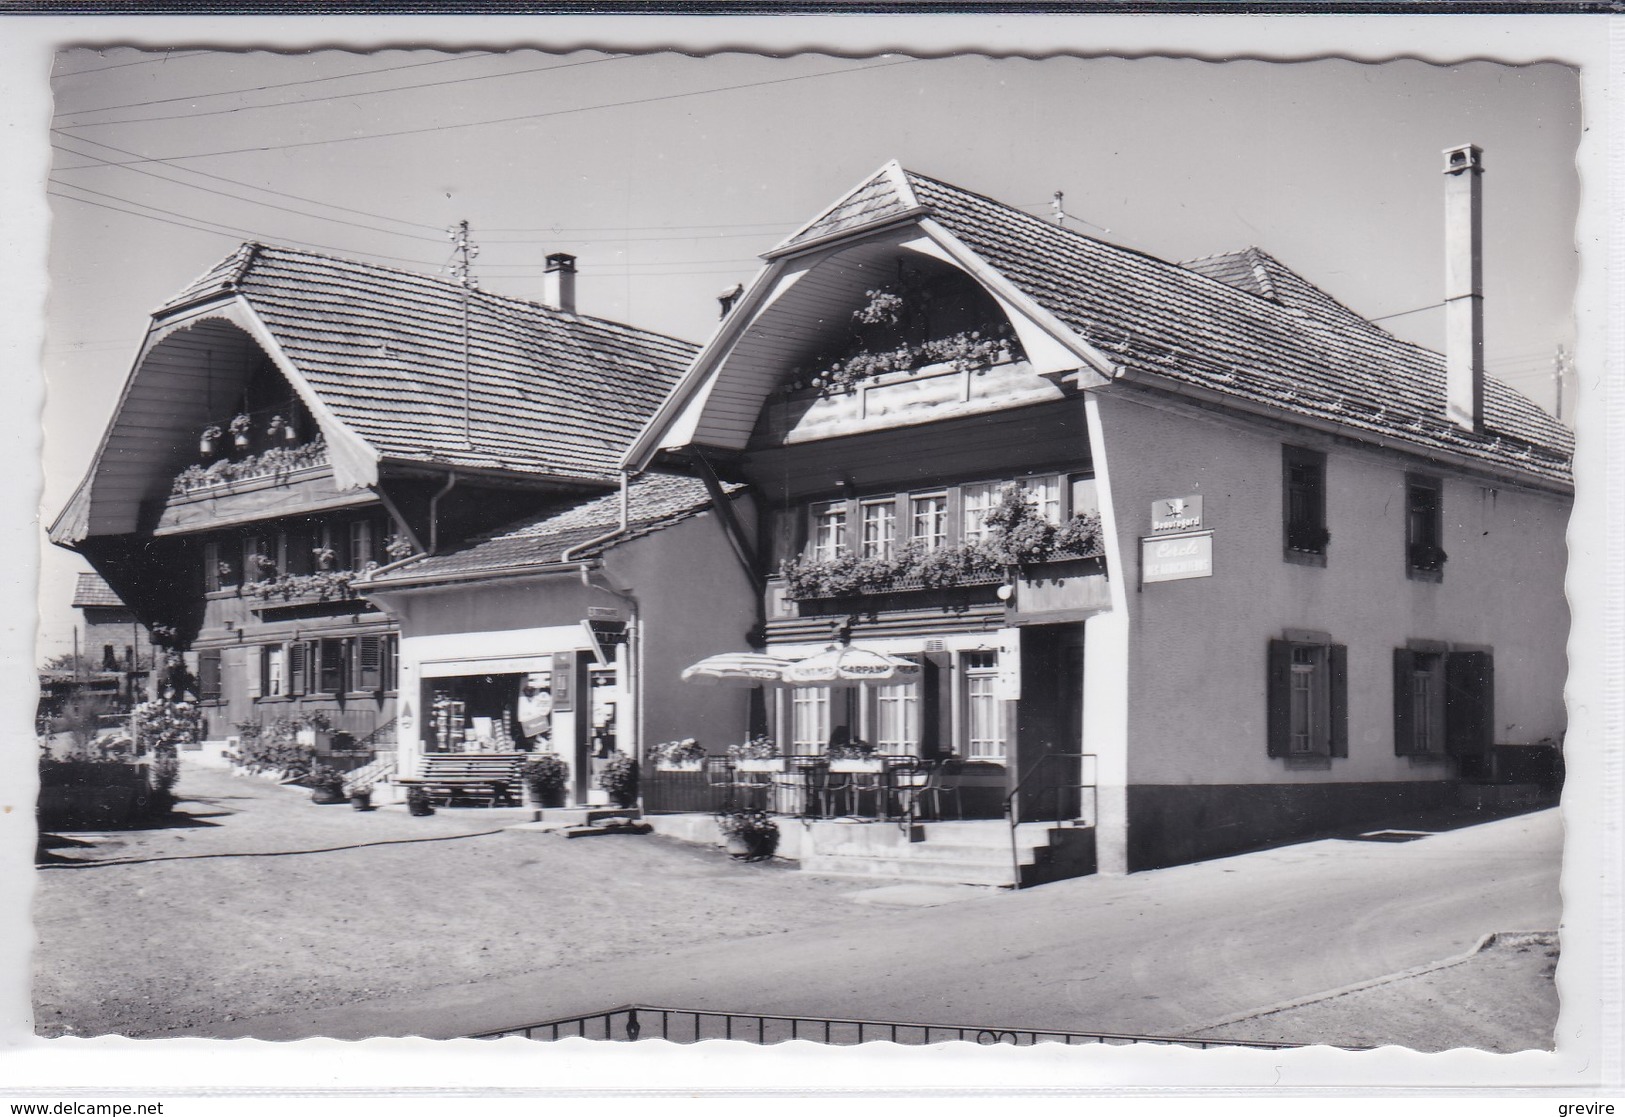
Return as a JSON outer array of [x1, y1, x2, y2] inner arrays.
[[543, 252, 577, 315], [717, 282, 744, 320], [1442, 143, 1484, 432]]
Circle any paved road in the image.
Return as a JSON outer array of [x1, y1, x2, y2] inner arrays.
[[186, 806, 1561, 1042]]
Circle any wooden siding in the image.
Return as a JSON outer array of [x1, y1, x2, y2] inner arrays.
[[151, 466, 376, 535], [741, 397, 1093, 503]]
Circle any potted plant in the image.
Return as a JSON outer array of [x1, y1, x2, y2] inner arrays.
[[650, 738, 706, 771], [520, 753, 570, 808], [308, 765, 346, 804], [229, 413, 252, 449], [406, 786, 436, 817], [729, 735, 783, 772], [828, 741, 882, 773], [715, 807, 780, 861], [200, 425, 222, 457], [348, 781, 373, 811], [597, 751, 639, 809]]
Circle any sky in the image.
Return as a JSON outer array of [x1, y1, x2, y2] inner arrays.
[[37, 47, 1581, 661]]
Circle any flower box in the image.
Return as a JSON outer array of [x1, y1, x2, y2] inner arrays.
[[735, 758, 785, 773], [657, 760, 705, 773], [828, 758, 884, 774]]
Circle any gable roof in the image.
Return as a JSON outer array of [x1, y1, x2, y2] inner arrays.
[[162, 244, 699, 482], [365, 471, 733, 586], [903, 170, 1571, 485], [631, 163, 1571, 490], [71, 572, 126, 609]]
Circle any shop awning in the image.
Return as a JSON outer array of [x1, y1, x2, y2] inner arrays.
[[679, 652, 794, 687]]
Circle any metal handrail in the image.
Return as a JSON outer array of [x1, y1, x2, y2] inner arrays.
[[471, 1002, 1311, 1049], [1003, 750, 1096, 890]]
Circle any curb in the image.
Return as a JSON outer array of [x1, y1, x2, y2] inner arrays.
[[1180, 929, 1558, 1036]]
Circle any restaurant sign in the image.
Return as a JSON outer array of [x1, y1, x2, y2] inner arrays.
[[1151, 495, 1203, 534], [1142, 530, 1214, 584]]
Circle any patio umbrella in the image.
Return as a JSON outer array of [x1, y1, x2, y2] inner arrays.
[[679, 651, 793, 687], [781, 645, 922, 686]]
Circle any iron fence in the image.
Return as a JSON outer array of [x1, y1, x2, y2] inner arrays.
[[471, 1004, 1302, 1049]]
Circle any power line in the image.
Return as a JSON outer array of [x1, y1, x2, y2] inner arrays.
[[55, 50, 497, 120], [54, 50, 212, 78], [51, 137, 447, 243], [1368, 300, 1447, 324], [74, 57, 922, 167], [57, 53, 633, 131]]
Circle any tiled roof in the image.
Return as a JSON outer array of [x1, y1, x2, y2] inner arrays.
[[904, 171, 1573, 485], [71, 572, 125, 608], [163, 245, 698, 483], [369, 472, 732, 583], [773, 163, 919, 254]]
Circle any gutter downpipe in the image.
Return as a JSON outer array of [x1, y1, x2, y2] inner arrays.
[[561, 471, 632, 567], [358, 468, 460, 588]]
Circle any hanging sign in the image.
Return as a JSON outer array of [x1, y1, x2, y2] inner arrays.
[[1151, 495, 1203, 534], [1142, 530, 1214, 583], [582, 619, 628, 666], [551, 651, 574, 712], [994, 627, 1022, 701]]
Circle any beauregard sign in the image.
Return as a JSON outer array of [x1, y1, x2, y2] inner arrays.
[[1150, 495, 1203, 533], [1141, 530, 1214, 584]]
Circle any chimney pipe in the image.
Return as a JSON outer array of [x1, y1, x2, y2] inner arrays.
[[543, 252, 577, 315], [1442, 143, 1484, 433]]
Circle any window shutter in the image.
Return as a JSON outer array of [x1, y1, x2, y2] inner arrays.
[[1392, 648, 1417, 755], [1266, 639, 1293, 758], [203, 540, 220, 593], [1328, 644, 1348, 758], [381, 635, 398, 692], [288, 642, 306, 696], [357, 635, 382, 691], [1445, 651, 1494, 756], [245, 645, 262, 700], [197, 650, 222, 701]]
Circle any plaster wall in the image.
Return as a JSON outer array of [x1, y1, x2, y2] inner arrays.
[[1089, 387, 1569, 792]]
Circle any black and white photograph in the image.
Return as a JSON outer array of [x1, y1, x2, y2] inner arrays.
[[3, 11, 1618, 1103]]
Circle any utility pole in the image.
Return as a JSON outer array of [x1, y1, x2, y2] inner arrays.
[[449, 220, 480, 448]]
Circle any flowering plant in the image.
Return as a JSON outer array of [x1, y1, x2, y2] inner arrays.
[[727, 735, 779, 761], [649, 738, 707, 766], [519, 753, 570, 794], [229, 413, 252, 436], [384, 533, 416, 561], [201, 425, 223, 442], [132, 696, 200, 757], [597, 751, 639, 808], [826, 741, 876, 761], [242, 568, 360, 603], [715, 807, 780, 860]]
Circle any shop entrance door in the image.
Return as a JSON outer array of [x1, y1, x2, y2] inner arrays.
[[1014, 625, 1085, 821]]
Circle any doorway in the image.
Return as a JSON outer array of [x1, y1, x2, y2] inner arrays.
[[1015, 624, 1086, 820]]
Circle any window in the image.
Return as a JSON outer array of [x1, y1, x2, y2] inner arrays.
[[197, 650, 222, 702], [1406, 475, 1446, 578], [964, 652, 1006, 760], [349, 520, 375, 570], [860, 500, 895, 559], [244, 535, 275, 582], [354, 635, 383, 692], [911, 493, 948, 551], [873, 681, 920, 751], [203, 540, 222, 592], [791, 686, 832, 751], [318, 638, 346, 694], [288, 642, 308, 697], [1020, 475, 1062, 524], [962, 482, 1001, 544], [812, 503, 847, 561], [261, 645, 285, 698], [1282, 446, 1328, 561], [1394, 647, 1492, 756], [1267, 637, 1347, 758]]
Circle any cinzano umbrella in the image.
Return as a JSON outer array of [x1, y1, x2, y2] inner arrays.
[[680, 651, 793, 687]]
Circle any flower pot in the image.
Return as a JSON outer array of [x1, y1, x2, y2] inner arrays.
[[407, 797, 435, 817], [829, 758, 883, 773], [657, 760, 704, 772], [199, 438, 216, 457], [529, 785, 567, 809], [724, 834, 754, 859], [233, 433, 250, 450], [349, 792, 372, 811], [735, 758, 784, 773], [311, 787, 346, 805]]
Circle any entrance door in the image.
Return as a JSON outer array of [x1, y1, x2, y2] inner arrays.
[[1014, 625, 1085, 821]]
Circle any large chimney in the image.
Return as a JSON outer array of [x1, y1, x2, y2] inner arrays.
[[1442, 143, 1484, 432], [543, 252, 577, 315]]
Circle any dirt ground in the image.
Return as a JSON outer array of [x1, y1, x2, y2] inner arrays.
[[32, 764, 1560, 1048], [31, 765, 881, 1037]]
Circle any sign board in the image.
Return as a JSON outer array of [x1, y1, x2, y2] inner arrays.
[[582, 619, 629, 666], [1151, 495, 1203, 534], [587, 606, 622, 620], [551, 651, 574, 712], [1141, 530, 1214, 584], [994, 627, 1021, 701]]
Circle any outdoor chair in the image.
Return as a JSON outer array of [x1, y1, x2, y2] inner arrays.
[[886, 757, 934, 823], [703, 755, 735, 810]]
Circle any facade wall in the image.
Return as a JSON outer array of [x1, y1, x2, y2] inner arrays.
[[1087, 387, 1569, 867]]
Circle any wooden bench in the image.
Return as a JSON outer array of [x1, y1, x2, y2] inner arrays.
[[396, 752, 526, 807]]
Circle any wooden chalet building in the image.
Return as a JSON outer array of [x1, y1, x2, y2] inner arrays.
[[50, 245, 695, 753], [626, 153, 1572, 874]]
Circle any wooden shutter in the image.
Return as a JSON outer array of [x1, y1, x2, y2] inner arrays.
[[357, 635, 382, 691], [381, 635, 398, 692], [197, 650, 222, 701], [288, 642, 307, 696], [319, 638, 346, 694], [203, 540, 220, 593], [1392, 648, 1417, 755], [245, 645, 262, 700], [1445, 651, 1494, 756], [1328, 644, 1348, 758], [1266, 639, 1293, 758]]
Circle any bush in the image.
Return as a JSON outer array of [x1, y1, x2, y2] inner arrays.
[[597, 752, 639, 808], [520, 753, 570, 794], [715, 807, 780, 860]]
